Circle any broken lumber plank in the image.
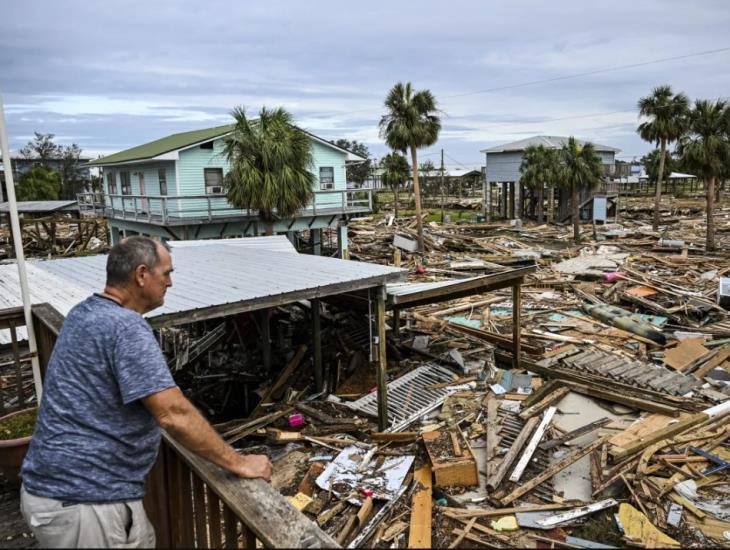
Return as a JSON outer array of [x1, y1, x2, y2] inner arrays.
[[509, 406, 557, 483], [563, 381, 679, 416], [371, 432, 418, 443], [440, 502, 579, 518], [485, 393, 500, 481], [487, 416, 540, 490], [610, 412, 710, 461], [447, 322, 543, 355], [540, 417, 611, 450], [408, 464, 432, 548], [500, 437, 608, 505], [692, 345, 730, 378], [450, 529, 500, 548], [519, 387, 570, 420], [448, 517, 477, 549], [446, 514, 513, 545], [222, 407, 293, 444]]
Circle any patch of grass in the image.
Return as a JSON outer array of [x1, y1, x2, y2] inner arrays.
[[0, 409, 37, 440]]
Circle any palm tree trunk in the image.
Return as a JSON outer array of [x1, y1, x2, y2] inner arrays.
[[537, 183, 544, 223], [393, 186, 400, 219], [572, 186, 580, 243], [653, 138, 667, 231], [548, 186, 554, 223], [706, 176, 715, 252], [410, 146, 424, 252]]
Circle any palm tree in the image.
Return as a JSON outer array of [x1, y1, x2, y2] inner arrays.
[[677, 99, 730, 252], [223, 106, 315, 235], [560, 137, 604, 243], [519, 145, 555, 223], [379, 82, 441, 252], [637, 85, 689, 231], [380, 152, 410, 219]]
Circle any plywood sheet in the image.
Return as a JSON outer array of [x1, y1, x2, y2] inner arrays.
[[664, 337, 709, 372]]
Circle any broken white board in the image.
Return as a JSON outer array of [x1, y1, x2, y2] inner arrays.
[[393, 233, 418, 253], [315, 445, 414, 502]]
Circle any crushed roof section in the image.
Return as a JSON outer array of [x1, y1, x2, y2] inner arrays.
[[480, 135, 621, 154], [0, 200, 79, 213]]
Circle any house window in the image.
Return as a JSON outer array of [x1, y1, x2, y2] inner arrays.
[[120, 171, 131, 195], [204, 168, 225, 195], [106, 172, 117, 194], [319, 166, 335, 190], [158, 168, 168, 195]]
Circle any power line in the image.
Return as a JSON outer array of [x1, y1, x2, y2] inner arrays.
[[443, 46, 730, 99], [305, 46, 730, 121]]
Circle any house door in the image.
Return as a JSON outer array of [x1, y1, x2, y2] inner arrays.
[[139, 173, 149, 212]]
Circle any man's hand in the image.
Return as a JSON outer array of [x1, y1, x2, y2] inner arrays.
[[231, 454, 273, 481], [143, 387, 273, 480]]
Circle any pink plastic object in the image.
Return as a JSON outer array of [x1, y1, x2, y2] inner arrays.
[[602, 271, 625, 283], [288, 413, 304, 428]]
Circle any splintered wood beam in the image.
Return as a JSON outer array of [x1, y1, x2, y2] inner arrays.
[[500, 437, 608, 505], [509, 406, 557, 483], [519, 387, 570, 420], [487, 416, 540, 491], [375, 285, 389, 431], [408, 464, 432, 548]]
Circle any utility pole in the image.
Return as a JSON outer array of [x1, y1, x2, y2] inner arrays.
[[440, 149, 445, 224]]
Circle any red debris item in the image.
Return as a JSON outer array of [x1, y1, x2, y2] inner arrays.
[[359, 488, 374, 498], [288, 413, 305, 428], [415, 265, 426, 275], [368, 386, 377, 394]]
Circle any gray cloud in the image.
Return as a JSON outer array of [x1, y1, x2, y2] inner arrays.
[[1, 0, 729, 167]]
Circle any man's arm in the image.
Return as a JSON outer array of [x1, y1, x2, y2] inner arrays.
[[142, 386, 272, 481]]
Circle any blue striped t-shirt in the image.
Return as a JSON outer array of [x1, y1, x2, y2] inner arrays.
[[21, 294, 176, 503]]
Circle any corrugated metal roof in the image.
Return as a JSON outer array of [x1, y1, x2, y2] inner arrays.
[[387, 276, 484, 297], [0, 241, 404, 342], [480, 135, 620, 154], [0, 200, 79, 213], [169, 235, 297, 254]]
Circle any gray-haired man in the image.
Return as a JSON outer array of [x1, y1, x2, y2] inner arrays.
[[20, 236, 272, 548]]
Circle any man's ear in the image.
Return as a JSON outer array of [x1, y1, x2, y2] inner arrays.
[[134, 264, 149, 287]]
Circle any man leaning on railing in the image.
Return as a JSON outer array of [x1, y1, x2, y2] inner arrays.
[[19, 236, 272, 548]]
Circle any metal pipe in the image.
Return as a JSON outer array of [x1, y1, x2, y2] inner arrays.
[[0, 92, 43, 402]]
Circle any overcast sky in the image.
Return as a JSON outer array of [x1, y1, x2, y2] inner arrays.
[[1, 0, 729, 169]]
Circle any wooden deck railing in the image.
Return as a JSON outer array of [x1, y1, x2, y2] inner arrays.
[[145, 434, 338, 548], [21, 302, 337, 548], [77, 189, 373, 225], [0, 304, 64, 414]]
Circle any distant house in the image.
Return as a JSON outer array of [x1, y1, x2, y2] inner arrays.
[[80, 124, 369, 256], [479, 135, 621, 222], [0, 150, 93, 202]]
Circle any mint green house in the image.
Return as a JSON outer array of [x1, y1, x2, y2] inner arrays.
[[80, 124, 370, 256]]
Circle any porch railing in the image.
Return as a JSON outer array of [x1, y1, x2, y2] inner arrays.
[[26, 302, 338, 548], [0, 304, 64, 414], [145, 434, 338, 548], [77, 189, 373, 224]]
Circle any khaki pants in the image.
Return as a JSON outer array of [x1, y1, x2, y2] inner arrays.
[[20, 485, 155, 548]]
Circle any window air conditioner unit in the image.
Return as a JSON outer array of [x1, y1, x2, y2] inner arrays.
[[210, 186, 223, 194]]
